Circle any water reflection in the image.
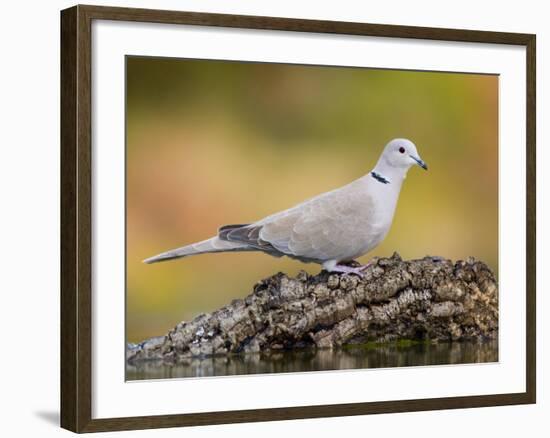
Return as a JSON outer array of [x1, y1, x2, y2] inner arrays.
[[126, 340, 498, 381]]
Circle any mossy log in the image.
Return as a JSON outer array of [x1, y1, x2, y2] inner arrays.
[[127, 253, 498, 363]]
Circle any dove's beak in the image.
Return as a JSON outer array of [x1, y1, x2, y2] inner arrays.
[[410, 155, 428, 170]]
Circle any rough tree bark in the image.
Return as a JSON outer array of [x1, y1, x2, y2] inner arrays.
[[127, 253, 498, 363]]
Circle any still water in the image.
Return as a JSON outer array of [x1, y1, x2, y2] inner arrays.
[[126, 340, 498, 381]]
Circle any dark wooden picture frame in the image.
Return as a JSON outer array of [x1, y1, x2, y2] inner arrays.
[[61, 4, 536, 433]]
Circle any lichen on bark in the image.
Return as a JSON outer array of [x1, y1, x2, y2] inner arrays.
[[127, 253, 498, 363]]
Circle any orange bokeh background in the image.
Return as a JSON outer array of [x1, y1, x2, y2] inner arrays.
[[126, 57, 498, 342]]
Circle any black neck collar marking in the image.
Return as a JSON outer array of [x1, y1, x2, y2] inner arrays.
[[371, 171, 390, 184]]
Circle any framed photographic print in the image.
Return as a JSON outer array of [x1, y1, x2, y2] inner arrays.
[[60, 4, 536, 433]]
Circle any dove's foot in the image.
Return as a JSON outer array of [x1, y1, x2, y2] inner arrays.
[[328, 262, 372, 278]]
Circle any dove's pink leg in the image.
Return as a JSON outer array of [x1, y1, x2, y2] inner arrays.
[[329, 262, 372, 278]]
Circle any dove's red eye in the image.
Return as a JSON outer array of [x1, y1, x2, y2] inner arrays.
[[399, 147, 405, 154]]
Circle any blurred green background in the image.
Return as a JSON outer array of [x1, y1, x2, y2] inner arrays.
[[126, 56, 498, 343]]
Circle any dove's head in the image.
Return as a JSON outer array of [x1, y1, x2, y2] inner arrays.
[[380, 138, 428, 171]]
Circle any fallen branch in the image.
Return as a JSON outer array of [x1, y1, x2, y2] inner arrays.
[[127, 253, 498, 363]]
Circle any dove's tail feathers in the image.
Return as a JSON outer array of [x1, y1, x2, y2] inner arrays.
[[143, 237, 255, 264]]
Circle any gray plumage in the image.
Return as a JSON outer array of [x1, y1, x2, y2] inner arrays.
[[144, 138, 427, 273]]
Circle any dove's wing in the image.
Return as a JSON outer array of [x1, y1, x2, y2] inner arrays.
[[224, 178, 381, 263]]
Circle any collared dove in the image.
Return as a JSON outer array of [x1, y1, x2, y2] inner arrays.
[[144, 138, 427, 276]]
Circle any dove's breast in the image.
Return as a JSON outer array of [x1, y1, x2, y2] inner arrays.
[[342, 176, 402, 260]]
